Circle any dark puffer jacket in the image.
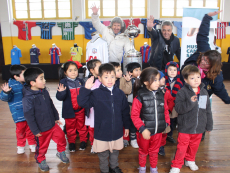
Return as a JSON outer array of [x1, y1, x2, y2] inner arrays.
[[131, 87, 170, 135]]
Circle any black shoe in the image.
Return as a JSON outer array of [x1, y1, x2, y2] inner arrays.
[[167, 136, 176, 143], [79, 141, 87, 150], [69, 143, 76, 152], [109, 166, 123, 173], [158, 146, 165, 156], [201, 132, 205, 141]]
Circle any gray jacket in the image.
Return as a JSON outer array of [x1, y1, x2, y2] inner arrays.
[[175, 83, 213, 134]]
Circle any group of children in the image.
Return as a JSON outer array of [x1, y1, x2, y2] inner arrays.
[[0, 59, 213, 173]]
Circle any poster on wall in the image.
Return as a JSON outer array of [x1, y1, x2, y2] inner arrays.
[[180, 7, 218, 67]]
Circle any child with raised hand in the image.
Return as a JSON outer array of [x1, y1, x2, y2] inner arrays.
[[22, 67, 69, 172], [56, 61, 88, 152], [78, 63, 131, 173], [169, 65, 213, 173], [0, 65, 36, 154], [131, 67, 170, 173], [85, 59, 101, 153]]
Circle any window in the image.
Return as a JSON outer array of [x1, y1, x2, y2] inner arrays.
[[160, 0, 220, 18], [12, 0, 72, 20], [85, 0, 147, 18]]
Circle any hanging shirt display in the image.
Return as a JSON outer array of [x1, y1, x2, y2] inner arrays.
[[13, 21, 36, 40], [216, 22, 228, 39], [69, 47, 83, 62], [123, 18, 141, 28], [141, 19, 160, 38], [30, 47, 40, 65], [36, 22, 56, 39], [173, 21, 182, 38], [140, 45, 151, 63], [79, 22, 99, 39], [11, 47, 22, 65], [49, 47, 61, 64], [57, 22, 79, 40]]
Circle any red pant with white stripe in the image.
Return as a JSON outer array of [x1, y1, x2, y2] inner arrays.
[[16, 121, 36, 147], [136, 132, 162, 168], [35, 124, 66, 163], [88, 127, 94, 146], [171, 133, 202, 169], [160, 133, 167, 146], [65, 109, 88, 144]]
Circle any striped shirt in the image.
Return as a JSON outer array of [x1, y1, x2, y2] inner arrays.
[[216, 22, 228, 39], [57, 22, 79, 40], [36, 22, 56, 39]]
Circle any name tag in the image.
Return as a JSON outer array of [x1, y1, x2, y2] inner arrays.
[[199, 95, 207, 109]]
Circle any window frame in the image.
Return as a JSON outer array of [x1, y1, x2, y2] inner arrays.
[[12, 0, 72, 20], [160, 0, 220, 18], [85, 0, 148, 19]]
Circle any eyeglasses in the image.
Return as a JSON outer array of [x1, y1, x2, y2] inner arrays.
[[201, 56, 210, 65]]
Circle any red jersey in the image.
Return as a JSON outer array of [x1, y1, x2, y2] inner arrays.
[[13, 21, 36, 40]]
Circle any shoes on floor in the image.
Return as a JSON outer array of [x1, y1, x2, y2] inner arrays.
[[131, 139, 139, 148], [79, 141, 87, 150], [185, 160, 199, 171], [17, 146, 25, 154]]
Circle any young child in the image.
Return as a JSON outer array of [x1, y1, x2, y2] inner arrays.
[[169, 65, 213, 173], [165, 61, 183, 143], [131, 67, 170, 173], [126, 62, 141, 148], [78, 63, 131, 173], [110, 62, 132, 147], [0, 65, 36, 154], [56, 61, 88, 152], [158, 71, 174, 156], [22, 67, 69, 172], [85, 59, 101, 153]]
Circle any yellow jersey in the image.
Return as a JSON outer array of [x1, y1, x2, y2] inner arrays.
[[69, 47, 82, 62]]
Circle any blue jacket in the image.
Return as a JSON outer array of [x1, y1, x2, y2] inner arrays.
[[56, 77, 85, 119], [181, 14, 230, 104], [0, 79, 26, 123], [22, 86, 59, 135], [77, 84, 131, 141]]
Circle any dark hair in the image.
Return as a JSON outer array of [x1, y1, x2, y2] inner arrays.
[[10, 65, 26, 79], [87, 59, 101, 71], [197, 50, 222, 80], [98, 63, 116, 77], [168, 64, 177, 68], [125, 62, 141, 73], [133, 67, 159, 97], [24, 67, 44, 86], [59, 61, 78, 80], [182, 65, 201, 80], [110, 62, 120, 68]]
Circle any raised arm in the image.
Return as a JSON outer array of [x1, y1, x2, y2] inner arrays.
[[146, 15, 158, 40]]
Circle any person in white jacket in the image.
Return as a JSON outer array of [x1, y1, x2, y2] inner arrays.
[[91, 5, 131, 63]]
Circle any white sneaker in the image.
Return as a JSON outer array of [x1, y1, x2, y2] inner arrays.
[[131, 139, 139, 148], [169, 167, 180, 173], [29, 145, 36, 152], [90, 147, 96, 154], [17, 146, 25, 154], [185, 160, 199, 171]]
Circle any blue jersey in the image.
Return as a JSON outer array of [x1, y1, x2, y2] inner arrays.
[[49, 47, 61, 64], [79, 22, 101, 39], [173, 21, 182, 38], [11, 47, 22, 65], [30, 47, 40, 64], [36, 22, 56, 39], [141, 19, 160, 38]]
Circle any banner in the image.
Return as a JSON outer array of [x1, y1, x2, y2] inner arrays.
[[180, 7, 218, 67]]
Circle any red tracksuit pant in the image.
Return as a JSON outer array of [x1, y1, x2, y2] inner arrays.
[[65, 109, 88, 144], [171, 133, 202, 169], [35, 124, 66, 163], [136, 132, 162, 168], [160, 133, 167, 146], [88, 127, 94, 146], [16, 121, 36, 147]]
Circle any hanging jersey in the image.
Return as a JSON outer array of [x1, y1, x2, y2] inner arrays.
[[30, 47, 40, 64], [216, 22, 228, 39], [173, 21, 182, 38], [123, 18, 141, 28], [69, 47, 83, 62], [140, 45, 151, 63], [79, 22, 99, 39], [49, 47, 61, 64], [57, 22, 79, 40], [36, 22, 56, 39], [13, 21, 36, 40], [141, 19, 160, 38], [11, 47, 22, 65]]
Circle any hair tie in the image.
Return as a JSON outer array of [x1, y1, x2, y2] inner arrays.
[[137, 76, 140, 79], [61, 63, 65, 69]]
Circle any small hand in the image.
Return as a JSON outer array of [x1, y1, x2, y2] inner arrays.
[[35, 133, 42, 137], [147, 15, 156, 30], [1, 83, 12, 92], [191, 95, 197, 102], [208, 10, 222, 17], [124, 129, 129, 137], [91, 3, 99, 15], [55, 120, 63, 126], [57, 83, 66, 92], [206, 131, 211, 134], [142, 129, 151, 140], [85, 76, 95, 89], [123, 71, 131, 82]]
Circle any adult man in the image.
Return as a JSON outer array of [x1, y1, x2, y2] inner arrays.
[[91, 5, 130, 63], [147, 15, 181, 71]]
